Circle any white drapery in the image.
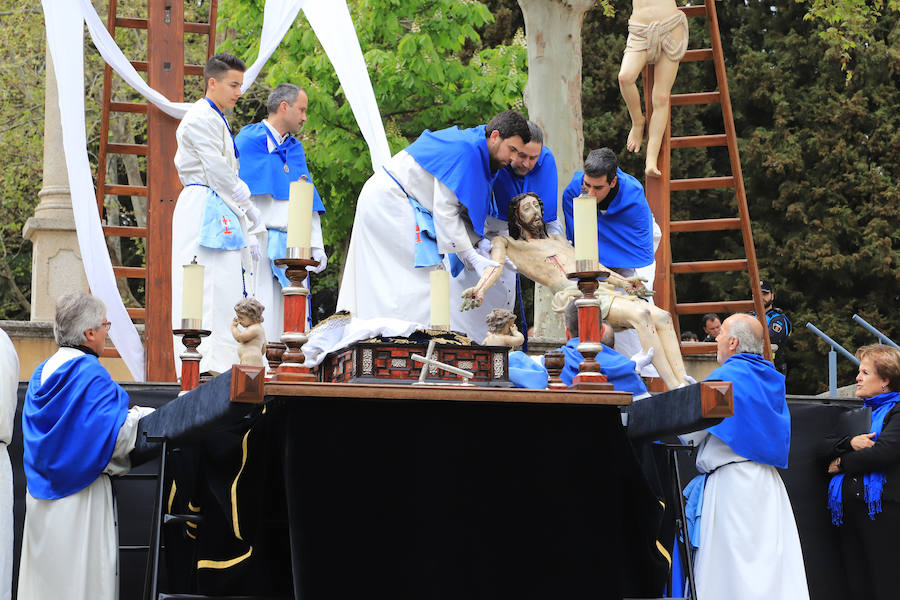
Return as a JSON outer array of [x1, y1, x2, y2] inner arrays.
[[40, 0, 390, 380]]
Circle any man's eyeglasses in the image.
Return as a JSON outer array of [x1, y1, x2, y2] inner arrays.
[[99, 321, 112, 331]]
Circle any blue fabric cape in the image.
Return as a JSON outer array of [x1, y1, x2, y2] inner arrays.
[[558, 339, 648, 396], [704, 353, 790, 468], [23, 354, 130, 499], [491, 146, 558, 223], [562, 168, 654, 269], [404, 125, 494, 236], [827, 391, 900, 525], [234, 122, 326, 212], [508, 350, 549, 389]]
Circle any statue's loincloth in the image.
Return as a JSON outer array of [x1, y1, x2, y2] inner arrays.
[[625, 11, 689, 64]]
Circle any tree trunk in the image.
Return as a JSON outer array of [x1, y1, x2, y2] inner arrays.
[[517, 0, 594, 340]]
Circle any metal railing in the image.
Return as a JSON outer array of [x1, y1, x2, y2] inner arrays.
[[806, 316, 897, 397]]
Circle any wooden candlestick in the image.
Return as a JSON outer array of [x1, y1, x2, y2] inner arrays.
[[265, 342, 287, 372], [173, 328, 210, 393], [566, 269, 614, 391], [270, 256, 319, 382], [544, 350, 567, 389]]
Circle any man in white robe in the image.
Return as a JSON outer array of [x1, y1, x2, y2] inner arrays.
[[234, 83, 327, 343], [337, 111, 531, 337], [17, 293, 153, 600], [171, 53, 264, 375], [680, 313, 809, 600], [0, 327, 18, 600]]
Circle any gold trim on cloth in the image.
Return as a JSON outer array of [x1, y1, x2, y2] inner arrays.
[[167, 481, 177, 514], [231, 429, 252, 541], [197, 546, 253, 570]]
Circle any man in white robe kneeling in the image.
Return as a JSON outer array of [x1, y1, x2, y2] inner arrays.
[[680, 313, 809, 600], [17, 293, 153, 600]]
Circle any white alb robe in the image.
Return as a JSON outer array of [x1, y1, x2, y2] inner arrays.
[[172, 98, 260, 375], [0, 328, 18, 600], [17, 348, 153, 600], [680, 431, 810, 600], [337, 150, 482, 335]]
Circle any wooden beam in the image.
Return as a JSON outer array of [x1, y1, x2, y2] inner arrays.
[[671, 91, 720, 106], [670, 176, 735, 191], [675, 300, 756, 314], [670, 218, 741, 233], [670, 133, 727, 149], [671, 259, 748, 274], [103, 225, 148, 238]]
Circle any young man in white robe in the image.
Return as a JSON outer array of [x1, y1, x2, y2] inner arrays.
[[336, 110, 530, 336], [680, 313, 809, 600], [17, 293, 153, 600], [234, 83, 327, 343], [171, 53, 264, 375], [0, 327, 18, 600]]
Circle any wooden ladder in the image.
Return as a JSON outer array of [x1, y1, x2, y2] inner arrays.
[[95, 0, 218, 381], [644, 0, 772, 359]]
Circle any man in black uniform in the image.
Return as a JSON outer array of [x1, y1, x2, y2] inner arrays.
[[757, 279, 792, 375]]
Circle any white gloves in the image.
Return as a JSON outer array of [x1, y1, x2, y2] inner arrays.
[[232, 179, 251, 204], [630, 347, 655, 372], [683, 374, 697, 385], [476, 238, 492, 257], [308, 247, 328, 274], [246, 236, 262, 261], [245, 204, 262, 227], [458, 248, 500, 278]]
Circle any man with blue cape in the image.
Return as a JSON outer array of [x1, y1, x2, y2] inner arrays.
[[235, 84, 327, 342], [561, 147, 662, 361], [337, 111, 531, 337], [171, 54, 265, 375], [17, 293, 153, 600], [679, 314, 808, 600], [451, 121, 563, 343]]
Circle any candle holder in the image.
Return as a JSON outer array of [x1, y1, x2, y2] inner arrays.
[[566, 269, 614, 391], [270, 255, 318, 382], [544, 350, 567, 389], [173, 328, 211, 393]]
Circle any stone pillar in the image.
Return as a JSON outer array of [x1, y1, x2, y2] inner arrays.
[[22, 51, 89, 321]]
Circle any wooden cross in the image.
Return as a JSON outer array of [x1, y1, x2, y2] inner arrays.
[[411, 340, 475, 386]]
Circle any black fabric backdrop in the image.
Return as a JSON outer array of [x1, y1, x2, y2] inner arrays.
[[7, 384, 859, 600]]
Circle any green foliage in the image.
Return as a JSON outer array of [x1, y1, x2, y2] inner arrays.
[[219, 0, 528, 316]]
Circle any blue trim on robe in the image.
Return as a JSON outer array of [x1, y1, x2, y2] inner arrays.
[[705, 353, 791, 468], [199, 188, 246, 250], [23, 354, 130, 499], [234, 122, 326, 212], [267, 229, 290, 288], [404, 125, 494, 237], [508, 350, 549, 389], [558, 338, 648, 396], [491, 146, 558, 223], [683, 473, 706, 550], [561, 168, 654, 269]]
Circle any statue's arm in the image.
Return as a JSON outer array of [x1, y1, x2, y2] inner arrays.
[[460, 237, 508, 310]]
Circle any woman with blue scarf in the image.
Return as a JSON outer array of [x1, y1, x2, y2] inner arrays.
[[827, 344, 900, 600]]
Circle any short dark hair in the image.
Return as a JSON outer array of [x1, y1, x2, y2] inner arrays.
[[485, 110, 531, 143], [701, 313, 720, 327], [507, 192, 547, 241], [526, 120, 543, 145], [267, 83, 304, 115], [204, 53, 246, 85], [583, 148, 618, 181], [565, 299, 579, 336]]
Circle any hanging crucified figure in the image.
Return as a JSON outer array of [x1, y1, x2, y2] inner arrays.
[[618, 0, 689, 177]]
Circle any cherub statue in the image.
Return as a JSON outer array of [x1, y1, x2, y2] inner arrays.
[[461, 192, 688, 390], [618, 0, 689, 177], [231, 298, 266, 367], [482, 309, 525, 347]]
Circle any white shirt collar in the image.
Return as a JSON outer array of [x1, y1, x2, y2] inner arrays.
[[262, 119, 290, 151]]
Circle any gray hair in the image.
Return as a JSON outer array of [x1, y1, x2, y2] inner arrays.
[[267, 83, 303, 115], [526, 120, 544, 145], [727, 315, 764, 355], [54, 292, 106, 347]]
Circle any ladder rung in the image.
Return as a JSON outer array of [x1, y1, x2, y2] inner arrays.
[[670, 134, 727, 149], [185, 22, 212, 35], [103, 225, 148, 238], [101, 348, 120, 358], [127, 307, 147, 319], [682, 49, 713, 63], [185, 64, 204, 76], [675, 300, 756, 315], [115, 17, 147, 29], [671, 259, 748, 274], [110, 101, 148, 114], [131, 61, 149, 72], [671, 176, 735, 191], [670, 218, 742, 233], [679, 5, 708, 18], [114, 266, 147, 279], [681, 342, 717, 355], [107, 143, 148, 156], [105, 184, 147, 196], [671, 92, 720, 106]]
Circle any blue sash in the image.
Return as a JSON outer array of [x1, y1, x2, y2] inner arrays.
[[267, 229, 290, 288], [199, 188, 246, 250]]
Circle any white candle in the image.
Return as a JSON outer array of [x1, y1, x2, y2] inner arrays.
[[573, 193, 598, 264], [430, 269, 450, 329], [182, 259, 204, 323], [287, 179, 314, 248]]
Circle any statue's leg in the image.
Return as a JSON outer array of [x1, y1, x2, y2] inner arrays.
[[607, 298, 682, 390], [618, 50, 649, 153], [649, 305, 688, 382], [645, 51, 683, 177]]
